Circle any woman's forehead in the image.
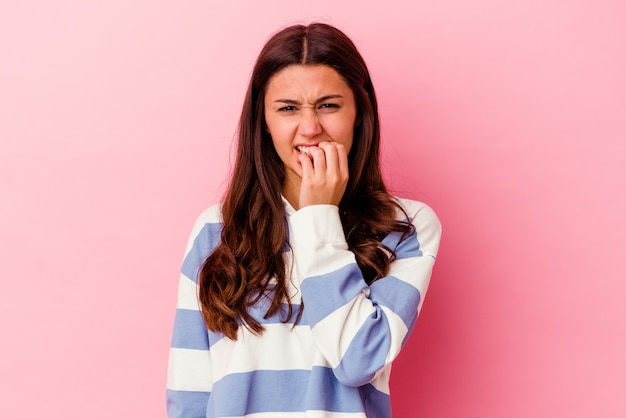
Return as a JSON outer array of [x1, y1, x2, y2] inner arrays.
[[265, 64, 353, 101]]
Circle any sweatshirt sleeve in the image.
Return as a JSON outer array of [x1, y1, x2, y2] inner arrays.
[[166, 207, 222, 418], [288, 200, 441, 387]]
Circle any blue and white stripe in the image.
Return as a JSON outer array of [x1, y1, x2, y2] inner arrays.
[[167, 197, 441, 418]]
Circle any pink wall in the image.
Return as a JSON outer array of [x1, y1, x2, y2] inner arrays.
[[2, 1, 625, 417]]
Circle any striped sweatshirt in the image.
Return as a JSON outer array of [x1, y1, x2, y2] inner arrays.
[[167, 197, 441, 418]]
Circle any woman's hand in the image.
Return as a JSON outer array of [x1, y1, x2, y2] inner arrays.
[[298, 141, 349, 209]]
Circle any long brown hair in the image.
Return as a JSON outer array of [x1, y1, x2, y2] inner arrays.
[[198, 23, 412, 340]]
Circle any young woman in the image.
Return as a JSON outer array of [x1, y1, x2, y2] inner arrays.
[[167, 23, 441, 418]]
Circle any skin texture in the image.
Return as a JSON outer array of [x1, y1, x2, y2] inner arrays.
[[264, 64, 358, 210]]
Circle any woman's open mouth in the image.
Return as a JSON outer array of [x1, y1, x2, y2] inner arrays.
[[296, 145, 313, 155]]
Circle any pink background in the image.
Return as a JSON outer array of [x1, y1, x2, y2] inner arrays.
[[2, 1, 625, 417]]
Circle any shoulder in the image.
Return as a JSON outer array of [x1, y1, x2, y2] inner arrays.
[[393, 197, 440, 227], [392, 197, 442, 256], [182, 203, 224, 255], [190, 202, 224, 237], [195, 202, 223, 223]]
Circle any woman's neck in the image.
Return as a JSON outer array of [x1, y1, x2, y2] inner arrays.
[[282, 175, 301, 211]]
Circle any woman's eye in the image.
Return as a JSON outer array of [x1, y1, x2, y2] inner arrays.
[[278, 106, 297, 112], [318, 103, 339, 111]]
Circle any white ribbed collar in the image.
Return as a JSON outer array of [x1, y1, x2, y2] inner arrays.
[[281, 195, 297, 216]]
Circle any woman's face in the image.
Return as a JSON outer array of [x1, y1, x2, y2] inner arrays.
[[264, 64, 357, 186]]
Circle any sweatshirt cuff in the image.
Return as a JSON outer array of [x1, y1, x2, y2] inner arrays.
[[288, 205, 348, 249]]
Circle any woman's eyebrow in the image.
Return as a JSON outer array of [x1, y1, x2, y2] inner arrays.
[[274, 94, 344, 105], [315, 94, 343, 103]]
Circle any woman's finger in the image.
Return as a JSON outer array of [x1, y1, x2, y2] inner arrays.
[[319, 142, 348, 182], [335, 143, 349, 179], [299, 152, 314, 179], [309, 146, 327, 179]]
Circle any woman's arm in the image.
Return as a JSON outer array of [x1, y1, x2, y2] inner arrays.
[[288, 199, 441, 387], [166, 281, 212, 418], [166, 207, 222, 418]]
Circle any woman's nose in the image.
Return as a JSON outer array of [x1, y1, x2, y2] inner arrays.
[[297, 108, 322, 138]]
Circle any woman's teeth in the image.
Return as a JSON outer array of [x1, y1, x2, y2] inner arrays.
[[296, 146, 310, 155]]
